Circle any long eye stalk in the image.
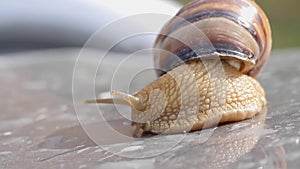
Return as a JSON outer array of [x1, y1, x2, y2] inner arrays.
[[85, 90, 145, 111]]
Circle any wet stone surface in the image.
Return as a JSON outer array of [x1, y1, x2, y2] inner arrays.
[[0, 48, 300, 168]]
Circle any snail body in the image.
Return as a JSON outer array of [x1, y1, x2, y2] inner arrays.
[[87, 0, 271, 137]]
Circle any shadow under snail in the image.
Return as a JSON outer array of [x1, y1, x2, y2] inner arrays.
[[86, 0, 272, 137]]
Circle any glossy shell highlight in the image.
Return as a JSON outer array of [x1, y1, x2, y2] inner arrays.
[[154, 0, 272, 77]]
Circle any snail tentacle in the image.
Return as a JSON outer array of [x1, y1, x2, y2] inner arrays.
[[86, 0, 271, 137], [85, 98, 129, 105], [85, 91, 145, 112]]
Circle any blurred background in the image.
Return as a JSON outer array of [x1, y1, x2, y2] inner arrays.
[[179, 0, 300, 49], [257, 0, 300, 49], [0, 0, 298, 54]]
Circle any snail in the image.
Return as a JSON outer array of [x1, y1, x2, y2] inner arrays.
[[86, 0, 272, 137]]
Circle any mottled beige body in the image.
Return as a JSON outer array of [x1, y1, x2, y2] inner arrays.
[[131, 60, 266, 136]]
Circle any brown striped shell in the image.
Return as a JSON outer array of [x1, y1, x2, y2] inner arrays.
[[154, 0, 272, 78]]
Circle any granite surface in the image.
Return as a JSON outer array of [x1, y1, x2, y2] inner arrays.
[[0, 48, 300, 169]]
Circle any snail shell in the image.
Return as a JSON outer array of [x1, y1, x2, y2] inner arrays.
[[154, 0, 271, 77], [86, 0, 271, 137]]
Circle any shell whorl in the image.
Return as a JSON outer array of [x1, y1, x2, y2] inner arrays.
[[154, 0, 272, 77]]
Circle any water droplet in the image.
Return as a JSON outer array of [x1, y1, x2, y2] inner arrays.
[[0, 151, 12, 156], [3, 131, 12, 136], [120, 146, 144, 152], [296, 138, 300, 144]]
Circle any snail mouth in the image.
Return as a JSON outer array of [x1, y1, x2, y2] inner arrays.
[[86, 91, 149, 137], [131, 121, 150, 138]]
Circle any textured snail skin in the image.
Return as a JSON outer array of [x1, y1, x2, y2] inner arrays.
[[127, 0, 271, 137], [86, 0, 271, 137], [131, 60, 266, 137]]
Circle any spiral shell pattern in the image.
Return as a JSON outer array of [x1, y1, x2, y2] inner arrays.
[[154, 0, 271, 77]]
